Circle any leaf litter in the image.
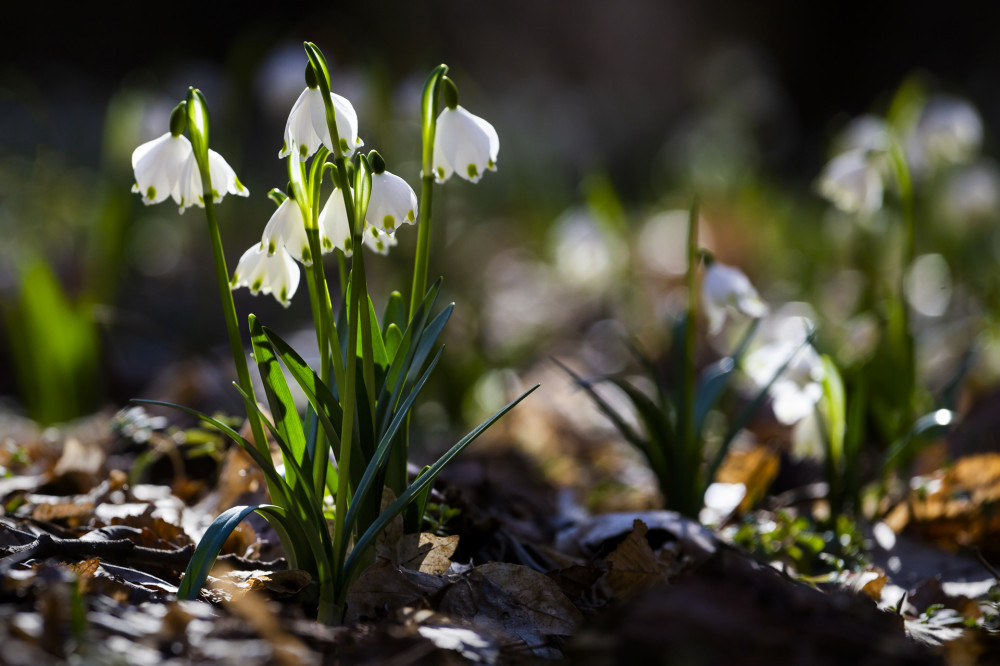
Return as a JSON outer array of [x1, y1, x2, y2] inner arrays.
[[1, 397, 999, 663]]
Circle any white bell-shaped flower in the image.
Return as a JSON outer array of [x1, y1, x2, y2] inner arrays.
[[362, 225, 397, 256], [231, 243, 300, 308], [318, 188, 353, 257], [702, 261, 768, 335], [913, 95, 983, 168], [432, 105, 499, 184], [817, 149, 884, 215], [262, 197, 312, 265], [279, 87, 363, 161], [174, 149, 249, 213], [131, 132, 194, 205], [366, 171, 417, 234], [742, 314, 824, 425]]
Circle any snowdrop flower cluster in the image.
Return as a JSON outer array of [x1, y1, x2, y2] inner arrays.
[[131, 103, 248, 213], [701, 258, 768, 335], [817, 94, 983, 215]]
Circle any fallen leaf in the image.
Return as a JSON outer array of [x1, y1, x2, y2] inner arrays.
[[604, 520, 672, 598], [439, 562, 582, 658], [345, 558, 448, 622], [396, 533, 459, 575]]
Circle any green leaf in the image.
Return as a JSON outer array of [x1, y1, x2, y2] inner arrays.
[[361, 295, 389, 367], [382, 291, 406, 338], [694, 319, 759, 438], [342, 347, 443, 540], [345, 384, 539, 581], [249, 315, 309, 493], [384, 324, 403, 364], [819, 354, 846, 472], [176, 504, 290, 600]]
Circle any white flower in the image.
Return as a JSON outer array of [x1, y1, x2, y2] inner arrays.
[[230, 243, 300, 307], [432, 105, 499, 183], [318, 188, 353, 257], [702, 262, 768, 335], [742, 314, 824, 425], [366, 171, 417, 234], [131, 132, 193, 205], [279, 87, 363, 161], [817, 148, 884, 215], [362, 225, 397, 255], [912, 95, 982, 168], [174, 149, 249, 213], [835, 115, 890, 154], [262, 197, 312, 265]]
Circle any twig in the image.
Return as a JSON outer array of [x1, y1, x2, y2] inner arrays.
[[975, 548, 1000, 582], [0, 534, 193, 575]]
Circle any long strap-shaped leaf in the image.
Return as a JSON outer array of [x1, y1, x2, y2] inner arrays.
[[176, 504, 290, 600], [342, 347, 444, 540], [343, 384, 539, 583], [249, 315, 311, 496], [132, 399, 324, 573]]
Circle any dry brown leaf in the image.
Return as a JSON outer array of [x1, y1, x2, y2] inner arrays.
[[716, 444, 780, 514], [30, 500, 95, 524], [209, 569, 311, 602], [894, 453, 1000, 551], [52, 436, 104, 478], [439, 561, 581, 658], [345, 558, 448, 622], [396, 533, 459, 574], [604, 519, 671, 599]]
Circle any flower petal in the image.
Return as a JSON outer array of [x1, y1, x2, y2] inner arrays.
[[366, 171, 417, 233], [318, 188, 354, 257], [131, 133, 193, 205]]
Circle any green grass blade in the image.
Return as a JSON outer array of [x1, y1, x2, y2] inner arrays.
[[249, 315, 309, 494], [345, 384, 539, 580], [343, 347, 443, 540], [382, 291, 406, 338], [177, 504, 289, 600]]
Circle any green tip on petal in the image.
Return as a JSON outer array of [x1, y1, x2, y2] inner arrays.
[[304, 61, 318, 89], [169, 102, 187, 137], [268, 241, 277, 255], [442, 77, 459, 110], [339, 138, 349, 153], [383, 215, 395, 231], [146, 185, 156, 201], [345, 237, 353, 252], [302, 246, 312, 262], [280, 287, 288, 303], [436, 166, 446, 179], [406, 209, 415, 222], [251, 279, 263, 292], [299, 144, 308, 158], [467, 164, 479, 179], [369, 150, 386, 174]]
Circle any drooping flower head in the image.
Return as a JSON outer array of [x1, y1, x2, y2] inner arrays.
[[230, 242, 300, 307], [431, 77, 498, 184], [816, 148, 884, 215], [262, 192, 312, 265], [131, 100, 249, 213], [911, 95, 983, 169], [701, 256, 768, 335], [318, 183, 353, 257], [365, 151, 417, 234], [174, 148, 249, 213], [132, 103, 194, 205], [279, 62, 363, 161]]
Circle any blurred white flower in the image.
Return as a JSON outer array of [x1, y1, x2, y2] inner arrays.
[[262, 197, 312, 265], [817, 148, 884, 215], [174, 149, 249, 213], [318, 188, 353, 256], [362, 225, 397, 255], [131, 132, 193, 205], [432, 105, 499, 183], [279, 86, 363, 160], [912, 95, 982, 168], [701, 261, 768, 335], [742, 314, 824, 425], [231, 243, 300, 307], [835, 115, 891, 154], [366, 171, 417, 234]]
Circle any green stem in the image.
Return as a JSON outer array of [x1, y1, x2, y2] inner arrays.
[[409, 175, 435, 319], [889, 139, 917, 423], [682, 200, 700, 516], [202, 199, 269, 461]]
